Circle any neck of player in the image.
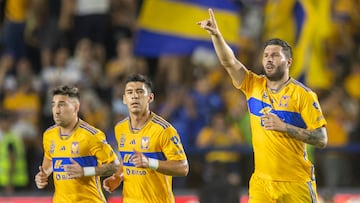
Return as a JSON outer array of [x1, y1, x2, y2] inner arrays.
[[267, 77, 291, 93], [130, 111, 151, 130], [61, 117, 80, 135]]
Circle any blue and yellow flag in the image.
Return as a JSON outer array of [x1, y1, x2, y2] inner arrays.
[[134, 0, 240, 57], [291, 0, 334, 90], [263, 0, 334, 90]]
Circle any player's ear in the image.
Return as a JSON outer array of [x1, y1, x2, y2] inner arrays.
[[74, 100, 80, 113], [148, 93, 154, 103], [287, 57, 292, 67], [122, 94, 127, 105]]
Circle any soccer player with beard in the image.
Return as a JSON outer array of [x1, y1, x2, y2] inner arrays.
[[197, 8, 328, 203], [35, 85, 119, 203]]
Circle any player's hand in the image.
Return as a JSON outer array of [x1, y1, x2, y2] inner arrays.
[[64, 158, 84, 178], [103, 173, 124, 193], [130, 149, 149, 168], [196, 8, 219, 36], [261, 113, 286, 132], [35, 166, 49, 189]]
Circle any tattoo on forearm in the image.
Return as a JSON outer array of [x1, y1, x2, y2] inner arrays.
[[286, 125, 326, 148], [98, 163, 117, 177]]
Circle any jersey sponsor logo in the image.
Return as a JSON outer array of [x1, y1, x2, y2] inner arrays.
[[71, 142, 79, 154], [54, 159, 63, 170], [125, 168, 147, 176], [141, 137, 150, 150], [123, 153, 132, 164], [55, 173, 72, 180]]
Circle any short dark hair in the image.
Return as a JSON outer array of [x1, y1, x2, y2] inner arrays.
[[264, 38, 292, 59], [52, 85, 80, 100], [125, 74, 153, 92]]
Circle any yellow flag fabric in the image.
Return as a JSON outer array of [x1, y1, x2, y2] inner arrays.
[[134, 0, 240, 57], [263, 0, 298, 46], [291, 0, 334, 90]]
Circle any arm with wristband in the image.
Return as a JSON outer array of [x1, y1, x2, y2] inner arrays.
[[130, 149, 188, 176], [64, 158, 120, 178]]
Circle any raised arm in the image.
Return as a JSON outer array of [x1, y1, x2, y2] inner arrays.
[[197, 8, 247, 87]]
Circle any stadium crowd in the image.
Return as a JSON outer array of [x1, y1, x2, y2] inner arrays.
[[0, 0, 359, 201]]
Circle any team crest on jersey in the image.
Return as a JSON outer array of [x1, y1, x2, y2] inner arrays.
[[71, 142, 79, 154], [120, 134, 126, 148], [279, 95, 290, 107], [50, 141, 55, 154], [140, 137, 150, 150]]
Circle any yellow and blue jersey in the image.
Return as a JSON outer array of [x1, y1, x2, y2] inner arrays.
[[43, 120, 117, 203], [235, 70, 326, 182], [115, 113, 187, 203]]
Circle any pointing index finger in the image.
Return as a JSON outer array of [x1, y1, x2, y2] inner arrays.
[[208, 8, 216, 24]]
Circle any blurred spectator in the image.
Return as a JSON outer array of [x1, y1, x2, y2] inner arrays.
[[188, 73, 224, 146], [157, 84, 197, 188], [0, 110, 28, 195], [67, 38, 102, 88], [222, 83, 253, 186], [344, 58, 360, 101], [67, 0, 110, 65], [0, 55, 14, 91], [105, 37, 136, 86], [41, 46, 81, 88], [1, 58, 42, 190], [157, 85, 196, 151], [79, 85, 111, 132], [319, 87, 356, 196], [1, 0, 30, 61], [36, 0, 73, 68], [108, 0, 138, 58], [196, 111, 243, 203]]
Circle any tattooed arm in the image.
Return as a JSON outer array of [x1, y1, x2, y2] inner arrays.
[[261, 113, 328, 148], [95, 160, 120, 177], [285, 125, 327, 148], [64, 159, 120, 178]]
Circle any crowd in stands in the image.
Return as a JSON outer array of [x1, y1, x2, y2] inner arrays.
[[0, 0, 359, 199]]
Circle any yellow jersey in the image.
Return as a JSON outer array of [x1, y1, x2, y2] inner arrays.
[[235, 70, 326, 182], [43, 120, 117, 203], [115, 113, 187, 203]]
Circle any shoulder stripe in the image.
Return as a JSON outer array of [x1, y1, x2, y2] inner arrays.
[[291, 79, 312, 92], [45, 124, 57, 132], [116, 117, 129, 126], [152, 115, 170, 129], [79, 123, 98, 135]]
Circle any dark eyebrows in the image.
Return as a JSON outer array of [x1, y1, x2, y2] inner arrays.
[[125, 88, 145, 92]]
